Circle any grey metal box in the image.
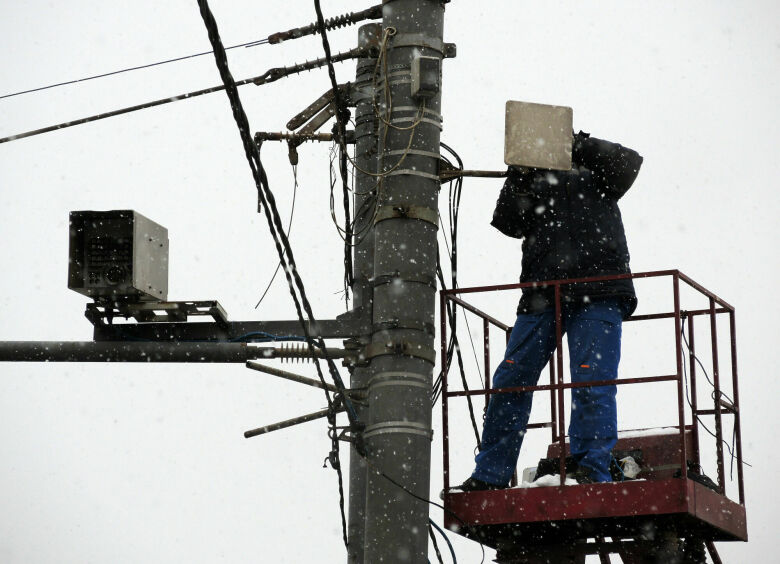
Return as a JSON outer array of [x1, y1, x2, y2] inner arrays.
[[411, 56, 441, 99], [504, 100, 573, 170], [68, 210, 168, 301]]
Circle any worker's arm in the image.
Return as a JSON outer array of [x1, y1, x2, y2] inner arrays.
[[490, 166, 536, 239], [573, 131, 643, 200]]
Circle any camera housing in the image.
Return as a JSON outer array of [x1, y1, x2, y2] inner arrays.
[[68, 210, 168, 302]]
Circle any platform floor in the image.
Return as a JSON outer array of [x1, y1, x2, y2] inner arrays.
[[443, 477, 747, 550]]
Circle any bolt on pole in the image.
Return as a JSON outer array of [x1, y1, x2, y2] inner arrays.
[[363, 1, 444, 562]]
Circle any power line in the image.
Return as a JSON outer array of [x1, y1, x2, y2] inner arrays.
[[0, 46, 366, 145], [0, 38, 269, 101], [0, 4, 383, 103]]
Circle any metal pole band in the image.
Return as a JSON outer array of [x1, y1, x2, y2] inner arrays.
[[384, 169, 442, 181], [373, 204, 439, 226], [369, 379, 430, 392], [368, 370, 429, 389], [369, 271, 437, 289], [390, 106, 443, 121], [388, 117, 443, 129], [363, 421, 433, 440], [363, 340, 437, 364], [373, 319, 436, 336], [384, 148, 440, 159], [389, 32, 445, 55]]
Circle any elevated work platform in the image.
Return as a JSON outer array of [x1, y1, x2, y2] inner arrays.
[[439, 270, 746, 563]]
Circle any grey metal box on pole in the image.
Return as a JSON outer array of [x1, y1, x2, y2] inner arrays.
[[68, 210, 168, 301]]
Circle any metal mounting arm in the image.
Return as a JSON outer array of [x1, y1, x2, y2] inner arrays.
[[244, 405, 345, 438]]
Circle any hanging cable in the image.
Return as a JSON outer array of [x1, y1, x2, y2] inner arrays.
[[428, 521, 445, 564], [254, 163, 299, 309], [680, 317, 750, 475], [368, 460, 485, 564], [428, 519, 458, 564], [436, 258, 481, 448], [195, 2, 360, 553], [313, 0, 354, 305]]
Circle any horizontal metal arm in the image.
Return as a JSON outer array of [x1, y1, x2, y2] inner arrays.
[[0, 341, 255, 362], [92, 317, 368, 342], [246, 361, 338, 392], [0, 341, 354, 363], [439, 169, 508, 181], [244, 406, 345, 438]]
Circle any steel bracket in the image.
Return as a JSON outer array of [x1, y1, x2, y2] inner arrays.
[[387, 32, 456, 58], [85, 300, 228, 327]]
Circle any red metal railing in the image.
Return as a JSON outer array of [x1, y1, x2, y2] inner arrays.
[[440, 269, 744, 504]]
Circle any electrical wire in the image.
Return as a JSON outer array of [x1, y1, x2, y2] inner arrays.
[[1, 5, 384, 103], [436, 259, 482, 448], [430, 143, 484, 451], [0, 46, 365, 145], [0, 38, 270, 101], [369, 461, 484, 564], [428, 522, 445, 564], [328, 142, 379, 247], [229, 331, 305, 343], [313, 0, 353, 306], [680, 317, 750, 476], [195, 3, 358, 554], [310, 3, 355, 541], [254, 164, 298, 309], [428, 519, 458, 564]]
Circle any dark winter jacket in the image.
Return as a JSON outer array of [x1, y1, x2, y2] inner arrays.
[[491, 132, 643, 318]]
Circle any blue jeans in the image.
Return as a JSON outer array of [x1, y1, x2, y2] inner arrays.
[[471, 299, 624, 485]]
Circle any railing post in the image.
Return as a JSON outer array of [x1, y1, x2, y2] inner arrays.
[[710, 297, 725, 494], [729, 310, 745, 504], [688, 314, 701, 466], [673, 273, 688, 481], [549, 356, 557, 443], [483, 318, 491, 413], [554, 285, 566, 485]]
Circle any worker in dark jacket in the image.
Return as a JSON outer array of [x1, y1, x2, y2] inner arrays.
[[459, 131, 643, 489]]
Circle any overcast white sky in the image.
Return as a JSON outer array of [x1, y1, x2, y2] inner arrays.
[[1, 1, 778, 562]]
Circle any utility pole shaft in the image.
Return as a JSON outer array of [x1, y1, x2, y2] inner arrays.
[[363, 1, 444, 562], [347, 23, 381, 564]]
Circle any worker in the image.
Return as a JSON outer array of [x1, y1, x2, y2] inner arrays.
[[458, 131, 643, 490]]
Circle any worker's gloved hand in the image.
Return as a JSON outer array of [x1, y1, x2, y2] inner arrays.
[[572, 130, 591, 165]]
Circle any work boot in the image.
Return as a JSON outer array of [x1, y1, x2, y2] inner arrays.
[[455, 477, 505, 492], [572, 466, 596, 484]]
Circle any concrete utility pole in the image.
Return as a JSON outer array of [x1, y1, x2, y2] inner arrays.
[[362, 1, 445, 562], [347, 22, 380, 564]]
